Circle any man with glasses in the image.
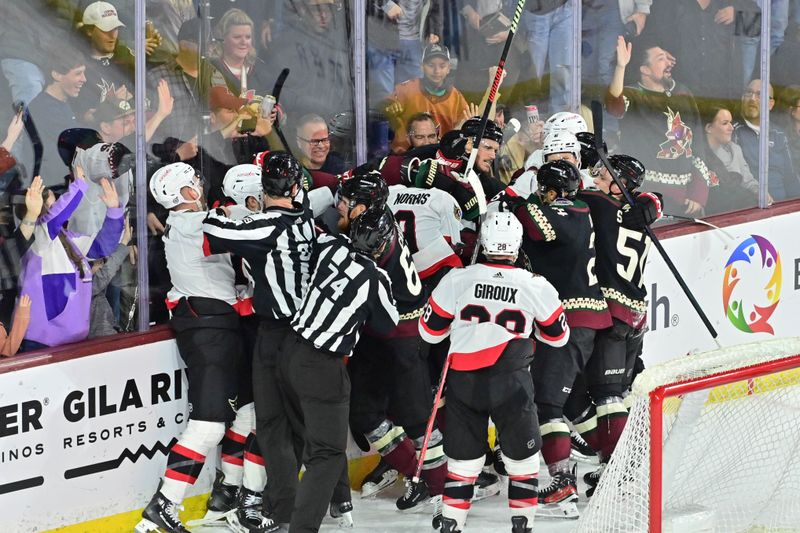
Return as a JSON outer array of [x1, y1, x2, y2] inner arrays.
[[732, 79, 800, 202], [295, 113, 345, 174]]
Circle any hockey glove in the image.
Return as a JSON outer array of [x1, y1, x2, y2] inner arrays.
[[437, 130, 469, 163], [620, 191, 663, 230], [499, 190, 528, 213]]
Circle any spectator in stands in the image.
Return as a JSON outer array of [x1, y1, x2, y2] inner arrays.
[[780, 86, 800, 175], [148, 18, 222, 161], [366, 0, 443, 101], [647, 0, 745, 101], [496, 117, 545, 184], [210, 8, 273, 97], [702, 104, 761, 213], [406, 112, 441, 149], [385, 43, 469, 154], [295, 113, 345, 174], [94, 95, 135, 145], [17, 167, 123, 352], [606, 36, 711, 215], [74, 1, 159, 123], [740, 0, 788, 86], [89, 216, 132, 338], [0, 1, 72, 106], [523, 0, 574, 112], [24, 49, 87, 190], [0, 173, 43, 331], [146, 0, 197, 59], [582, 0, 650, 94], [0, 295, 31, 357], [1, 112, 25, 189], [733, 79, 800, 201]]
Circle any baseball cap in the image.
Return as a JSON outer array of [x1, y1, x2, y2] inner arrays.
[[178, 18, 202, 44], [82, 2, 126, 32], [94, 96, 134, 124], [422, 43, 450, 63]]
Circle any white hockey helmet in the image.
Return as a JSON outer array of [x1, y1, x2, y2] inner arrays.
[[223, 164, 263, 208], [480, 211, 522, 258], [543, 111, 588, 137], [149, 162, 201, 209], [543, 130, 582, 167]]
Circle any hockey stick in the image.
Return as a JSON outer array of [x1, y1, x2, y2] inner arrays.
[[590, 100, 720, 346], [661, 213, 737, 242], [466, 0, 528, 265], [270, 68, 294, 157], [412, 353, 451, 485]]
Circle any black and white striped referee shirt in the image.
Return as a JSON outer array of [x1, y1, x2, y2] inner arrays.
[[291, 234, 399, 356], [202, 195, 316, 321]]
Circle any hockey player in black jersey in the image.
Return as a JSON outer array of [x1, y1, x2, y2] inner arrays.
[[277, 207, 400, 533], [136, 163, 279, 533], [420, 212, 570, 533], [202, 151, 317, 529], [337, 170, 448, 519], [501, 160, 613, 518], [576, 154, 662, 495]]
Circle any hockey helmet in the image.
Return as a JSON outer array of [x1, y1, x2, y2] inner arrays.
[[607, 154, 646, 191], [543, 111, 588, 137], [537, 160, 581, 198], [575, 132, 607, 170], [349, 206, 396, 256], [480, 211, 523, 258], [149, 162, 202, 209], [260, 151, 303, 198], [461, 117, 504, 145], [338, 169, 389, 210], [223, 164, 263, 208], [543, 130, 581, 167]]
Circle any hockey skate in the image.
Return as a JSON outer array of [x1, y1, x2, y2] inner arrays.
[[431, 494, 443, 529], [570, 431, 598, 464], [473, 470, 501, 501], [135, 491, 189, 533], [584, 462, 606, 497], [360, 458, 399, 498], [189, 470, 240, 526], [511, 516, 533, 533], [227, 488, 280, 533], [396, 478, 436, 512], [329, 500, 355, 528], [439, 516, 461, 533], [537, 469, 579, 519]]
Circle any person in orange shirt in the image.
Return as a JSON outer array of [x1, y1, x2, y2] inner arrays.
[[385, 43, 470, 154]]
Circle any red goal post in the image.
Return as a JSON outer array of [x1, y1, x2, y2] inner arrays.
[[577, 337, 800, 533]]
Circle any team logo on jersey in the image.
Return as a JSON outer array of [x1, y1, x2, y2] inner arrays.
[[722, 235, 781, 334], [657, 107, 693, 160]]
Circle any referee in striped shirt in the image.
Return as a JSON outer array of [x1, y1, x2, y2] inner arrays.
[[279, 208, 399, 533], [202, 151, 316, 527]]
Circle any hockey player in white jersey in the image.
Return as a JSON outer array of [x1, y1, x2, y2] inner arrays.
[[420, 212, 570, 533], [136, 163, 279, 533], [387, 184, 463, 286], [522, 111, 588, 173]]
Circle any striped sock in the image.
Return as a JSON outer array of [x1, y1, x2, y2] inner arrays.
[[415, 429, 447, 495], [242, 431, 267, 492], [442, 471, 476, 530], [220, 427, 247, 486], [508, 473, 538, 525], [597, 400, 628, 459], [539, 420, 571, 473], [162, 443, 207, 503]]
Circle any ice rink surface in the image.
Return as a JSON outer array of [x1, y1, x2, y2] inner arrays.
[[193, 462, 596, 533]]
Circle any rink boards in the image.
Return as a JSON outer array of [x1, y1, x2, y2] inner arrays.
[[4, 208, 800, 531]]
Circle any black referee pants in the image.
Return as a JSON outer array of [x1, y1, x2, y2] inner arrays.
[[252, 322, 303, 524], [277, 332, 351, 533]]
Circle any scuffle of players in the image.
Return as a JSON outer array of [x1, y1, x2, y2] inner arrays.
[[136, 110, 662, 533]]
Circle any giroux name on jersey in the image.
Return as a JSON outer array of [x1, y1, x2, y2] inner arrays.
[[393, 192, 431, 206], [474, 283, 517, 303]]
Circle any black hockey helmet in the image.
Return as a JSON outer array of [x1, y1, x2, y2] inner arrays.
[[338, 169, 389, 210], [575, 132, 606, 170], [349, 206, 396, 256], [260, 151, 303, 197], [608, 154, 646, 191], [537, 160, 581, 197], [461, 117, 504, 145]]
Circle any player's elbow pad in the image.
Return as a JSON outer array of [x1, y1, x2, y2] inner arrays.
[[419, 321, 449, 344], [535, 324, 569, 348]]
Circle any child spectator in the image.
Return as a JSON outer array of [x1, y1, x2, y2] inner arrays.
[[17, 167, 123, 351], [0, 295, 31, 357], [89, 217, 132, 338]]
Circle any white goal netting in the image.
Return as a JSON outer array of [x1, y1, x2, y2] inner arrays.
[[577, 337, 800, 533]]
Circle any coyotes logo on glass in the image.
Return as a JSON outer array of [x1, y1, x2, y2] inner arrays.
[[722, 235, 781, 334], [657, 107, 693, 159]]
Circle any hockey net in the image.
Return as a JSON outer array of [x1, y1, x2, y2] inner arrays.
[[577, 337, 800, 533]]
